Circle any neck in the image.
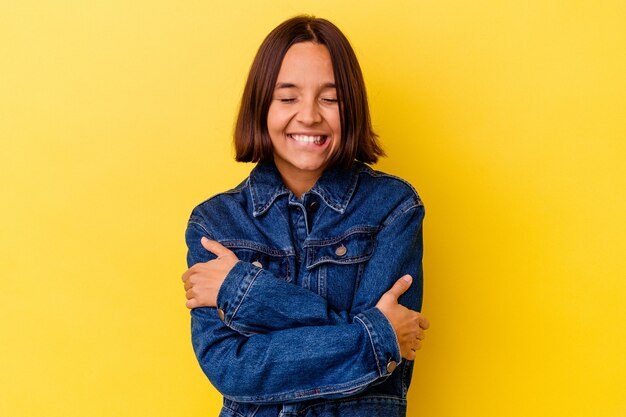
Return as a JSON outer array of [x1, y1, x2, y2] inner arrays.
[[274, 161, 323, 199]]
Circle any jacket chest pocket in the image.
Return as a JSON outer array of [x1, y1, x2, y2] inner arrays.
[[224, 242, 292, 283], [304, 227, 377, 310]]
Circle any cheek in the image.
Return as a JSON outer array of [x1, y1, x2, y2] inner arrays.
[[330, 114, 342, 140], [266, 107, 278, 132], [267, 107, 292, 134], [328, 108, 341, 133]]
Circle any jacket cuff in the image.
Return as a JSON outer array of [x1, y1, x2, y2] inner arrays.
[[354, 307, 402, 377], [216, 260, 262, 329]]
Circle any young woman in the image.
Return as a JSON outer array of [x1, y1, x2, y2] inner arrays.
[[182, 16, 430, 417]]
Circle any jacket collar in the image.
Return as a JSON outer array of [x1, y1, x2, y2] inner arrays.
[[249, 161, 361, 217]]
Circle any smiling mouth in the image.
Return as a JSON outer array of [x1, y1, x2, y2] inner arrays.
[[288, 134, 328, 145]]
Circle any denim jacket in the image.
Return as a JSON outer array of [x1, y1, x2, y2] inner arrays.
[[185, 161, 425, 417]]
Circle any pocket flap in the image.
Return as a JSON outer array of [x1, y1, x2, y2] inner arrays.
[[221, 241, 292, 282], [305, 227, 377, 270]]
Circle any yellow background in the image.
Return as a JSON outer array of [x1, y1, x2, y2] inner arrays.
[[1, 1, 624, 416]]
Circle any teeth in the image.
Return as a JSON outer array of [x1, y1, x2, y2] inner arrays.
[[290, 134, 325, 144]]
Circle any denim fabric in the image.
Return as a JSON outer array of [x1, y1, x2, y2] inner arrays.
[[185, 161, 425, 417]]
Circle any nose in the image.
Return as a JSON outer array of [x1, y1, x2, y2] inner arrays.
[[296, 98, 322, 125]]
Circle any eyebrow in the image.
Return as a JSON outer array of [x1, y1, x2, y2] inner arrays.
[[274, 82, 337, 90]]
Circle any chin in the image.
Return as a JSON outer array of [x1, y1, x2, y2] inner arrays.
[[280, 158, 329, 174], [297, 158, 332, 171]]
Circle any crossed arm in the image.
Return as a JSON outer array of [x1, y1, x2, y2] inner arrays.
[[183, 204, 429, 403]]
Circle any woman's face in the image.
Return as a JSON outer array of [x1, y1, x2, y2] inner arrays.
[[267, 42, 341, 182]]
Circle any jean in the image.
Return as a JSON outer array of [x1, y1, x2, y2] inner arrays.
[[185, 161, 425, 417]]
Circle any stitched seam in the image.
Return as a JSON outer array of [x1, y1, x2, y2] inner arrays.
[[221, 400, 247, 417], [354, 315, 382, 376], [188, 220, 211, 237], [382, 203, 421, 229], [249, 405, 260, 417], [313, 252, 372, 262], [338, 167, 361, 209], [229, 268, 263, 325], [387, 309, 402, 364], [297, 395, 406, 413], [316, 189, 342, 211], [253, 185, 289, 217], [352, 262, 366, 301], [361, 169, 423, 206], [220, 240, 294, 256], [223, 371, 380, 403], [304, 226, 380, 246], [306, 254, 373, 269]]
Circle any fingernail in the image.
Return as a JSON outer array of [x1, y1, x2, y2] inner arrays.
[[402, 275, 412, 282], [201, 237, 208, 243]]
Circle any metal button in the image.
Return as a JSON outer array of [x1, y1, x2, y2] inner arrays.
[[217, 308, 225, 321], [386, 360, 397, 373], [307, 199, 320, 212], [335, 244, 347, 257], [251, 261, 263, 268]]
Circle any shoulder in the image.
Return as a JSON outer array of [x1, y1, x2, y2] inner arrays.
[[354, 163, 424, 208], [338, 163, 424, 230], [188, 175, 251, 227]]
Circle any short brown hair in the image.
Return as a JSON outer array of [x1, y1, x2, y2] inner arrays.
[[234, 15, 384, 167]]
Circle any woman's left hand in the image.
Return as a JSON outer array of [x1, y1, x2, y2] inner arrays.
[[181, 237, 239, 309]]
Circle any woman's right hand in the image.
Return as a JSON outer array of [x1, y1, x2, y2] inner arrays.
[[375, 275, 430, 361]]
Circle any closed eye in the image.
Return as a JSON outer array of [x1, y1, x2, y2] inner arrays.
[[278, 98, 296, 103]]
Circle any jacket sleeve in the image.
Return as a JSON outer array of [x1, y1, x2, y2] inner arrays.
[[186, 200, 424, 403], [208, 199, 424, 334]]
